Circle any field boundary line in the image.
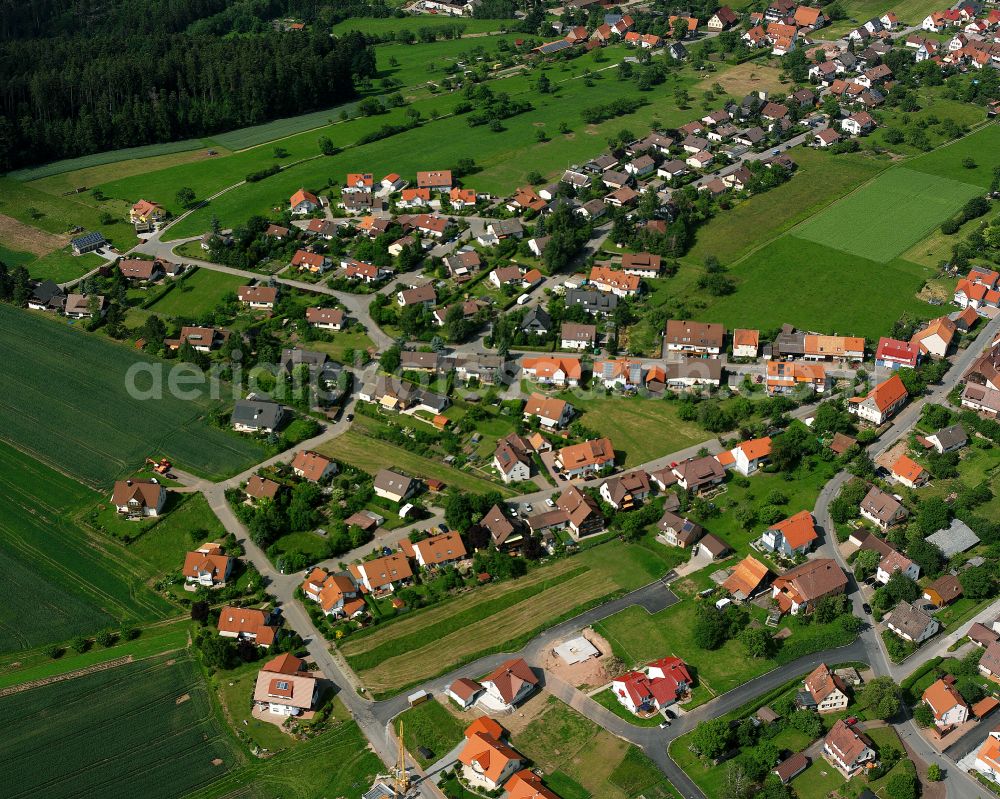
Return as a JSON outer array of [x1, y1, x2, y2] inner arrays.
[[0, 655, 134, 697]]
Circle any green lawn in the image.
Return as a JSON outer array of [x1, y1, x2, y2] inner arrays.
[[686, 148, 886, 266], [0, 305, 268, 486], [821, 0, 941, 35], [557, 393, 709, 467], [106, 55, 708, 238], [317, 428, 515, 496], [0, 441, 176, 654], [702, 237, 939, 341], [124, 493, 228, 573], [789, 761, 847, 799], [306, 329, 377, 362], [331, 17, 512, 35], [145, 267, 246, 319], [792, 167, 982, 263], [214, 659, 299, 753], [906, 123, 1000, 188], [592, 688, 666, 727], [0, 243, 35, 266], [398, 699, 467, 767], [25, 247, 104, 282]]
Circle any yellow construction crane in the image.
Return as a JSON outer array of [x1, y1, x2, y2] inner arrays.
[[395, 720, 411, 796]]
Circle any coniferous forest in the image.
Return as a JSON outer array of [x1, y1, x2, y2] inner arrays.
[[0, 0, 377, 170]]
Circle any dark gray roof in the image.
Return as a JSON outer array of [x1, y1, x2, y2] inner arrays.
[[521, 307, 552, 331], [566, 289, 618, 314], [71, 231, 106, 249], [280, 348, 328, 374], [930, 424, 967, 452], [926, 520, 980, 558], [232, 399, 284, 429]]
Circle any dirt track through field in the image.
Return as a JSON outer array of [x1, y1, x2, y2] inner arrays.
[[0, 655, 132, 698], [0, 214, 66, 256], [353, 570, 619, 692]]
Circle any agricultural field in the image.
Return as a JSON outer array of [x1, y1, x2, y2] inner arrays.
[[0, 441, 175, 654], [99, 52, 712, 239], [906, 123, 1000, 188], [702, 236, 940, 340], [331, 16, 512, 36], [187, 702, 384, 799], [2, 653, 241, 799], [516, 696, 681, 799], [556, 393, 709, 466], [0, 305, 268, 486], [9, 139, 214, 182], [822, 0, 946, 35], [144, 267, 246, 319], [696, 61, 789, 99], [792, 167, 982, 263], [339, 540, 678, 695]]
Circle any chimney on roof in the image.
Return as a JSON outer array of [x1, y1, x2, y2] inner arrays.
[[126, 479, 133, 486]]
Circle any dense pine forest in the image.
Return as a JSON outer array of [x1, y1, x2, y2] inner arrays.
[[0, 0, 377, 169]]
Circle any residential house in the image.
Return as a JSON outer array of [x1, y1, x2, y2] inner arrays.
[[63, 293, 106, 319], [876, 550, 920, 585], [291, 250, 330, 274], [350, 553, 414, 593], [802, 663, 850, 713], [611, 657, 692, 714], [238, 285, 278, 310], [661, 359, 724, 390], [848, 374, 908, 425], [218, 606, 277, 647], [521, 356, 583, 387], [823, 720, 876, 776], [129, 199, 166, 226], [733, 329, 760, 358], [772, 559, 847, 615], [842, 111, 876, 136], [707, 5, 739, 29], [600, 469, 651, 511], [412, 531, 467, 569], [561, 322, 597, 350], [555, 437, 615, 479], [926, 424, 968, 454], [924, 574, 963, 608], [245, 475, 280, 504], [253, 653, 318, 717], [493, 433, 534, 483], [505, 770, 561, 799], [860, 486, 908, 531], [523, 393, 572, 429], [621, 252, 662, 278], [803, 335, 865, 361], [926, 519, 980, 558], [875, 337, 921, 370], [663, 319, 725, 357], [111, 477, 167, 519], [671, 456, 725, 492], [183, 542, 233, 588], [888, 601, 940, 644], [726, 437, 772, 476], [481, 503, 526, 551], [396, 283, 437, 309], [657, 510, 704, 548], [232, 399, 284, 434], [815, 129, 842, 148], [301, 569, 364, 618], [890, 454, 928, 489], [760, 510, 819, 557], [291, 450, 337, 483], [373, 469, 416, 503], [565, 288, 618, 316], [119, 258, 164, 282], [912, 316, 956, 358], [344, 259, 388, 284], [416, 170, 453, 191], [556, 484, 605, 538], [975, 727, 1000, 782], [458, 729, 523, 791], [305, 307, 345, 331], [923, 677, 969, 729], [480, 658, 538, 710], [290, 189, 320, 214], [722, 555, 772, 600], [773, 753, 809, 785], [521, 307, 552, 336]]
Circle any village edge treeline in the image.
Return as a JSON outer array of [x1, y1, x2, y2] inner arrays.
[[0, 0, 376, 170]]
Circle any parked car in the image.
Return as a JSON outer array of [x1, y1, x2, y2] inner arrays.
[[524, 503, 533, 513], [437, 523, 448, 533], [545, 498, 556, 508]]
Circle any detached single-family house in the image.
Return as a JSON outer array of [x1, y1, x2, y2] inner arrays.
[[671, 456, 725, 492], [890, 454, 928, 489], [523, 393, 572, 429], [232, 399, 285, 434], [600, 469, 651, 511], [253, 653, 318, 717], [760, 510, 819, 557], [876, 550, 920, 585], [823, 720, 876, 776], [305, 307, 345, 331], [111, 478, 166, 518], [373, 469, 416, 503], [183, 542, 232, 588], [923, 677, 969, 729], [291, 450, 337, 483], [912, 317, 957, 358], [888, 601, 939, 644], [350, 553, 414, 593], [657, 510, 704, 548], [848, 374, 908, 425], [290, 189, 320, 214], [555, 437, 615, 479], [412, 531, 467, 569], [238, 285, 278, 310], [480, 658, 538, 710], [218, 606, 278, 647], [802, 663, 850, 713], [493, 433, 534, 483], [772, 559, 847, 615], [561, 322, 597, 350], [860, 486, 908, 530]]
